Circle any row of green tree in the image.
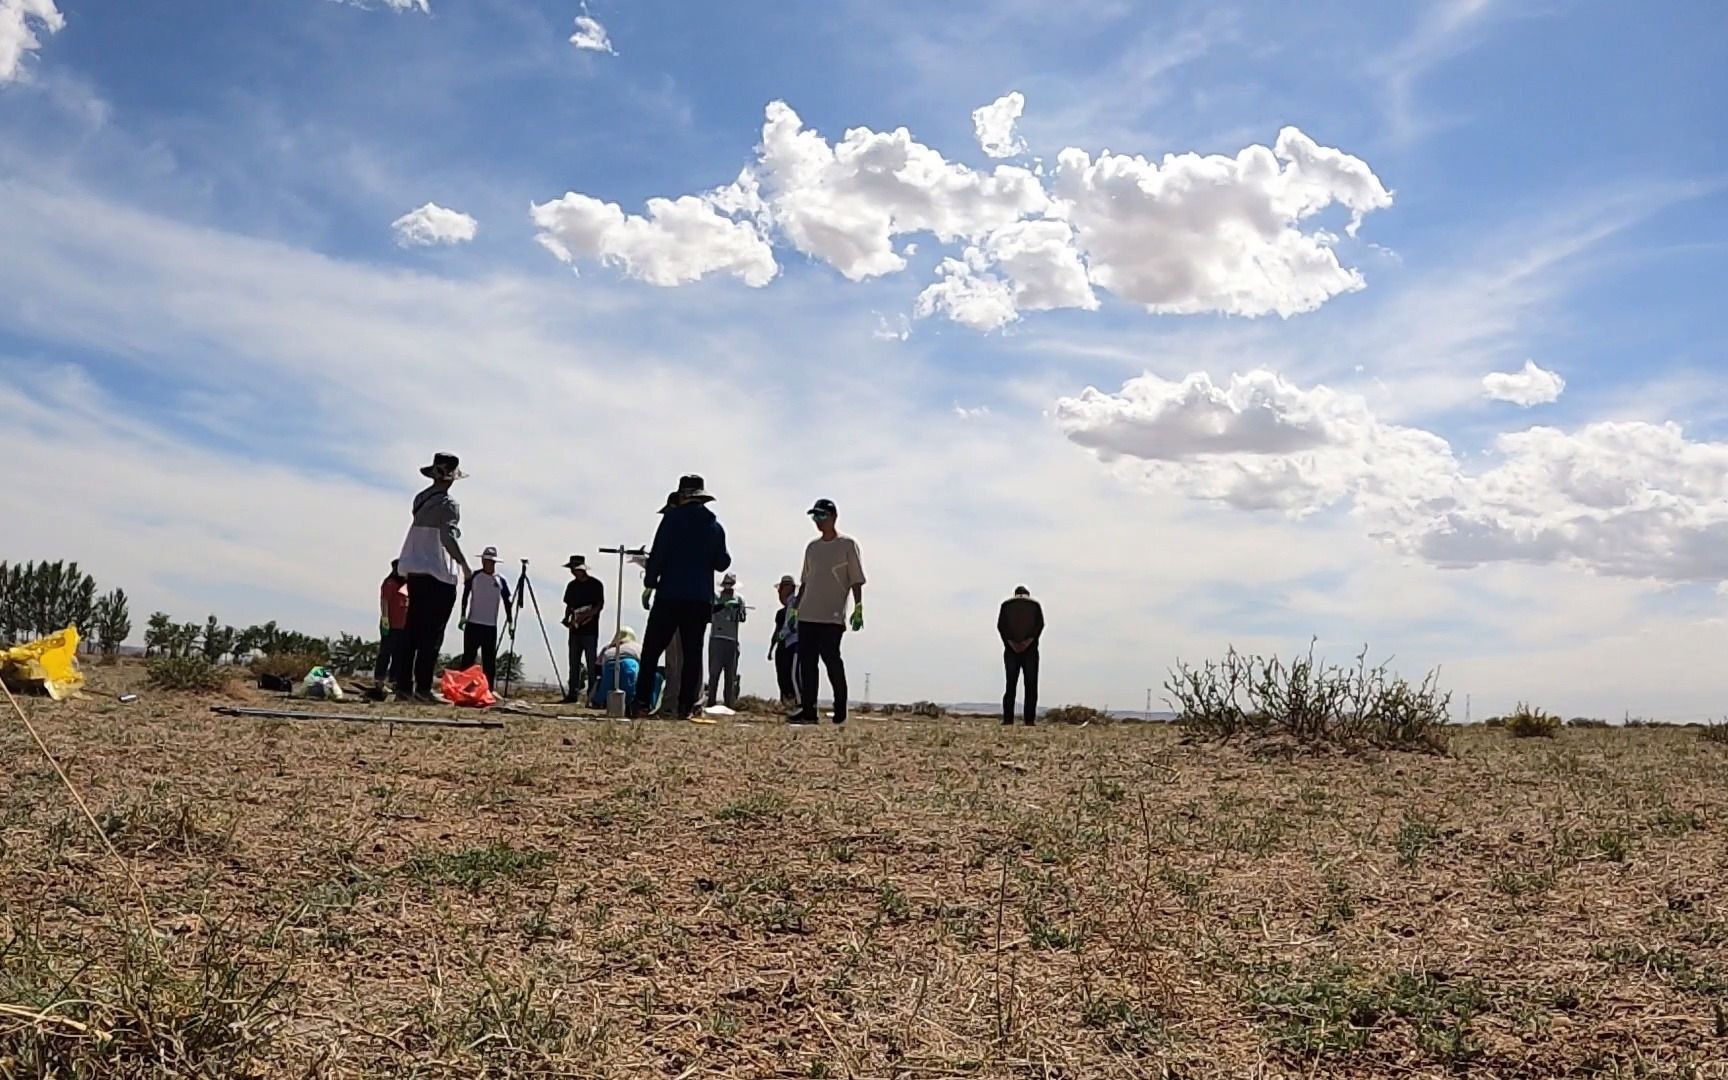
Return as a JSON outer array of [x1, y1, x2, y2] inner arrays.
[[0, 561, 131, 653], [4, 556, 530, 682]]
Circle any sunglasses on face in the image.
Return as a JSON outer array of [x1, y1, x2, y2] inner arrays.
[[812, 512, 832, 522]]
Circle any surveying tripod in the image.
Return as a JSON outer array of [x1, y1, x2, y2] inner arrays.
[[500, 559, 565, 700]]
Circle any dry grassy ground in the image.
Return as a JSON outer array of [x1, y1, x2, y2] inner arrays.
[[3, 664, 1728, 1078]]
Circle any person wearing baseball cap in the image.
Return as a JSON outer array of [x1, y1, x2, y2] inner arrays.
[[706, 571, 747, 709], [998, 584, 1045, 726], [560, 555, 604, 704], [634, 474, 731, 720], [769, 574, 799, 707], [788, 498, 865, 725], [458, 546, 512, 691], [395, 451, 471, 702]]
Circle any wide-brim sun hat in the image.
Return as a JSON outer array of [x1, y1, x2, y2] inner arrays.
[[478, 546, 501, 562], [677, 473, 715, 503], [564, 555, 589, 570], [419, 451, 468, 480]]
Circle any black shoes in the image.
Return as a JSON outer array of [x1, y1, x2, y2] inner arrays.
[[787, 711, 818, 725]]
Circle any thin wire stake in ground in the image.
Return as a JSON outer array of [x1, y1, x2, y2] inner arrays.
[[1, 677, 164, 962]]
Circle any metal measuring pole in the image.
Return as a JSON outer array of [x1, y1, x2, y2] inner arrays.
[[599, 545, 647, 717]]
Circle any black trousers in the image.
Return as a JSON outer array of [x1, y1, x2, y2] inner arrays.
[[635, 598, 708, 717], [460, 622, 499, 689], [398, 575, 457, 697], [567, 629, 599, 700], [373, 629, 405, 683], [797, 622, 847, 722], [1004, 645, 1039, 725], [774, 644, 798, 702]]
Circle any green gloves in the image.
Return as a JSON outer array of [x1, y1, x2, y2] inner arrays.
[[379, 615, 389, 633], [850, 603, 864, 632], [641, 587, 654, 610], [786, 608, 798, 632], [458, 618, 468, 630]]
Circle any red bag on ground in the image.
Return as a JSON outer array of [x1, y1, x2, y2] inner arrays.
[[438, 665, 496, 708]]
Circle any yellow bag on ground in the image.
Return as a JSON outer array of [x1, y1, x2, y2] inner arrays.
[[0, 626, 85, 700]]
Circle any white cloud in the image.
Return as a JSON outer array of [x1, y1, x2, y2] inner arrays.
[[1055, 370, 1454, 517], [1050, 127, 1393, 317], [972, 91, 1027, 159], [390, 203, 478, 247], [954, 404, 991, 420], [1482, 359, 1564, 406], [529, 188, 776, 287], [1062, 369, 1728, 584], [755, 101, 1049, 282], [528, 102, 1389, 331], [0, 0, 64, 83], [914, 253, 1020, 332], [569, 13, 615, 54], [872, 313, 910, 341]]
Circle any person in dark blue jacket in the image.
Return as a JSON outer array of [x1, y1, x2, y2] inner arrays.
[[632, 475, 732, 720]]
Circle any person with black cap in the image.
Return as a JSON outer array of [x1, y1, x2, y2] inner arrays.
[[458, 546, 512, 690], [788, 498, 865, 725], [998, 585, 1044, 726], [560, 554, 605, 704], [634, 476, 731, 720], [769, 574, 799, 707], [395, 451, 471, 703]]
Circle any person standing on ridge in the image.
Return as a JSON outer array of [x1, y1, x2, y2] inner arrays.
[[396, 451, 471, 703], [634, 475, 731, 720], [788, 498, 865, 726], [458, 546, 512, 691], [707, 572, 746, 709], [769, 574, 799, 707], [560, 555, 604, 704], [998, 585, 1044, 726]]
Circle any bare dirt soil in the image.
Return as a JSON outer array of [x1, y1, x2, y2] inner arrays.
[[3, 662, 1727, 1077]]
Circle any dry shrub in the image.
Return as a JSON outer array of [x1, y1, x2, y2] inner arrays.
[[1167, 643, 1450, 753], [1044, 704, 1112, 725], [247, 652, 324, 681], [730, 694, 781, 715], [1702, 721, 1728, 746], [146, 657, 229, 693], [1506, 703, 1561, 739], [1566, 717, 1610, 729]]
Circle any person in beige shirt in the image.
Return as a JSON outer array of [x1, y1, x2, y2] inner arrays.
[[788, 498, 865, 725]]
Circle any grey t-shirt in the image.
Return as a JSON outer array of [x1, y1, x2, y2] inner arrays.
[[798, 534, 865, 625]]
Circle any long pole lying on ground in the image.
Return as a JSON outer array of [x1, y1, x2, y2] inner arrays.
[[210, 705, 503, 730]]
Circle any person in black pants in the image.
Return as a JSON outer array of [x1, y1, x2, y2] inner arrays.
[[633, 476, 731, 720], [560, 555, 604, 703], [788, 499, 866, 725], [998, 585, 1044, 726], [394, 451, 471, 703], [769, 574, 799, 706]]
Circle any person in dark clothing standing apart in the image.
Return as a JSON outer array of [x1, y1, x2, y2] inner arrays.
[[459, 546, 511, 690], [374, 559, 409, 689], [788, 498, 865, 726], [633, 475, 731, 720], [998, 585, 1044, 726], [769, 574, 799, 707], [560, 555, 604, 704], [395, 451, 471, 703]]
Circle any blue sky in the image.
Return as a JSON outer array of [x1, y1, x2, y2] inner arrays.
[[2, 0, 1726, 717]]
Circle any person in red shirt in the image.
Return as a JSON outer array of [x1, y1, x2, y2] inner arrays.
[[375, 559, 410, 687]]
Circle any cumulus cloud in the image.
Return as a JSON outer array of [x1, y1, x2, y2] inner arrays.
[[1482, 360, 1565, 406], [1061, 369, 1728, 583], [757, 101, 1048, 282], [569, 13, 615, 54], [972, 91, 1027, 159], [1050, 128, 1393, 317], [530, 188, 776, 287], [1054, 370, 1454, 517], [0, 0, 64, 83], [390, 203, 478, 247], [531, 100, 1390, 330]]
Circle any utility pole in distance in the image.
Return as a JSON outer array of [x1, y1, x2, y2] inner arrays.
[[865, 672, 871, 710]]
